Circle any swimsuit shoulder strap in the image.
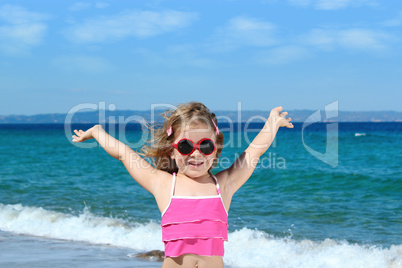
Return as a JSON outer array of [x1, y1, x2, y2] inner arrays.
[[170, 172, 177, 198], [161, 173, 177, 217], [212, 175, 222, 195]]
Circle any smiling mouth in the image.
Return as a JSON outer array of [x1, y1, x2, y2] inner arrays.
[[188, 160, 204, 167]]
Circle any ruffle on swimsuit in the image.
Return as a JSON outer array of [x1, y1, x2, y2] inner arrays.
[[161, 173, 228, 257]]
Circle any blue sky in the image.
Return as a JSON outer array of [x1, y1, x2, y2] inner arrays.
[[1, 0, 401, 115]]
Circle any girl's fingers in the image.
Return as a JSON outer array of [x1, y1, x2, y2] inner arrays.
[[74, 129, 83, 136], [74, 130, 82, 137], [275, 106, 283, 111], [271, 106, 283, 115]]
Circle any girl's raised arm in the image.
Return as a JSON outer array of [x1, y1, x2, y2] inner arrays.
[[217, 106, 293, 197], [72, 125, 167, 194]]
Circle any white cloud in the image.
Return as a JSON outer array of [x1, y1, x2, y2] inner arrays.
[[381, 11, 402, 27], [95, 2, 109, 9], [316, 0, 354, 10], [288, 0, 312, 7], [133, 46, 223, 69], [257, 46, 310, 64], [69, 2, 92, 11], [52, 55, 113, 74], [303, 28, 392, 52], [288, 0, 377, 10], [69, 2, 109, 11], [211, 16, 277, 51], [338, 29, 389, 50], [0, 5, 49, 55], [65, 10, 197, 43]]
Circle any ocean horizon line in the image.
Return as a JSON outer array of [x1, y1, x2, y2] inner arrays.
[[0, 109, 401, 123], [2, 108, 402, 116]]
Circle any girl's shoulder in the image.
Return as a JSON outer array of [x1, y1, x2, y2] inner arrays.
[[212, 170, 231, 193], [152, 170, 174, 197], [157, 170, 174, 184], [213, 170, 228, 183]]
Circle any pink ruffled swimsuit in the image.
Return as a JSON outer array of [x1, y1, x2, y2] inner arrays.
[[161, 173, 228, 257]]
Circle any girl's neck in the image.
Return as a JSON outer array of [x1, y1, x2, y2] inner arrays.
[[177, 171, 212, 183]]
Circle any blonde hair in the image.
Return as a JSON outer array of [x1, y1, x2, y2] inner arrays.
[[141, 102, 224, 174]]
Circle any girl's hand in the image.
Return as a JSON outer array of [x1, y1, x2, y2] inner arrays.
[[269, 106, 294, 128], [72, 125, 102, 142]]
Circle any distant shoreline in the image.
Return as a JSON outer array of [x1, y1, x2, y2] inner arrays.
[[0, 122, 401, 127], [0, 110, 401, 123]]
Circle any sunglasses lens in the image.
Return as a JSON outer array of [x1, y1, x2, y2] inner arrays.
[[199, 139, 215, 155], [177, 139, 194, 155]]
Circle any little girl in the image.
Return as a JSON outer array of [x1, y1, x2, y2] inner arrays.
[[72, 102, 293, 268]]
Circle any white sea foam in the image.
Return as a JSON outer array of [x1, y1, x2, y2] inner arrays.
[[0, 203, 163, 252], [224, 228, 401, 268], [0, 203, 400, 268], [355, 132, 367, 137]]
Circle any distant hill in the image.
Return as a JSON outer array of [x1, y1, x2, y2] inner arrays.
[[0, 110, 401, 123]]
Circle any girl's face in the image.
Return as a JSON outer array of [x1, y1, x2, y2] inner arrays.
[[171, 123, 217, 179]]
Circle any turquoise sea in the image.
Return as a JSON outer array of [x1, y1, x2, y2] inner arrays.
[[0, 122, 401, 267]]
